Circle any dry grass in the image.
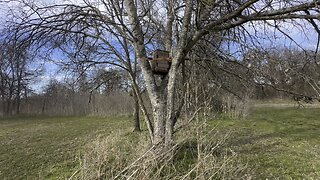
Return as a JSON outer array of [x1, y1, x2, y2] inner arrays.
[[75, 120, 249, 180]]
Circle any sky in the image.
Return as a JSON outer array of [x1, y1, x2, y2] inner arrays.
[[0, 0, 319, 93], [0, 1, 11, 24]]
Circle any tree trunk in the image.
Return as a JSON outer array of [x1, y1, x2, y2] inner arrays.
[[16, 81, 21, 115], [132, 89, 141, 132], [152, 92, 167, 145], [16, 96, 21, 114]]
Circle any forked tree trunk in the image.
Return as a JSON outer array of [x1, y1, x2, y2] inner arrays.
[[124, 0, 192, 149], [124, 0, 192, 150]]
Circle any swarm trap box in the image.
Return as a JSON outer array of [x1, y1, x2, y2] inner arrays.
[[148, 50, 172, 74]]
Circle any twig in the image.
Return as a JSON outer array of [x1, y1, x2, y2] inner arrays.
[[173, 107, 202, 134], [113, 145, 155, 179], [68, 169, 80, 180]]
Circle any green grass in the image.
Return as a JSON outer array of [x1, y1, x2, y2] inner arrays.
[[209, 107, 320, 179], [0, 115, 131, 179], [1, 107, 320, 179]]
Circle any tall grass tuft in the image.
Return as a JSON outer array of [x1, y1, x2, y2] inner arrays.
[[75, 122, 250, 179]]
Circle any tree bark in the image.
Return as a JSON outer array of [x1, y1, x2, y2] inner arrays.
[[152, 86, 167, 145], [165, 0, 174, 51]]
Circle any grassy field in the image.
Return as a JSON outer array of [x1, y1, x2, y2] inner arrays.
[[0, 115, 131, 179], [210, 107, 320, 179], [1, 106, 320, 179]]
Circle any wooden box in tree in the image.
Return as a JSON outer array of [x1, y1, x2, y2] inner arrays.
[[149, 50, 172, 74]]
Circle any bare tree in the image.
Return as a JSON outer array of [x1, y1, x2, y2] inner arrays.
[[123, 0, 320, 148], [242, 47, 320, 100], [6, 0, 320, 150], [55, 34, 145, 132], [0, 36, 37, 115]]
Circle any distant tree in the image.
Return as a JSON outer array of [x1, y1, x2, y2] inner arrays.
[[55, 37, 145, 131], [90, 68, 142, 131], [243, 48, 320, 99], [0, 38, 38, 115]]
